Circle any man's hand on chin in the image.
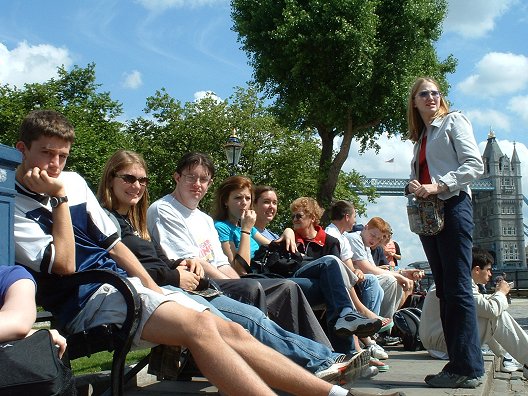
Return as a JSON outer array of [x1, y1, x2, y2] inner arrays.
[[23, 167, 65, 196]]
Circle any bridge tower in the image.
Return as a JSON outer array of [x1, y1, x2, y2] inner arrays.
[[473, 131, 526, 268]]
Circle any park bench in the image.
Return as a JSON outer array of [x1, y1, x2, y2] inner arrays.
[[34, 269, 149, 396]]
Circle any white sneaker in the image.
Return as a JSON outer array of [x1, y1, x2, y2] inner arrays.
[[481, 346, 494, 356], [360, 366, 379, 379], [368, 343, 388, 360], [501, 356, 523, 373], [334, 315, 382, 338]]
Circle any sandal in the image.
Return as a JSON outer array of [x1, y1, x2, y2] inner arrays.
[[370, 357, 390, 372], [378, 317, 394, 333]]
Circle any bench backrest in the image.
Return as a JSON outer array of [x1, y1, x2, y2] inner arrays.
[[0, 144, 21, 267]]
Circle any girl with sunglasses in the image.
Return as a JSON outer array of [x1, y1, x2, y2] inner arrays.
[[406, 77, 484, 388]]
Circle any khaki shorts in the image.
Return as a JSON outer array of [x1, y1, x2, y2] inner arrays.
[[66, 277, 208, 349]]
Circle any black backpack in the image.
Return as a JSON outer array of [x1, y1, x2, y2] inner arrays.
[[393, 307, 424, 351], [0, 329, 76, 395]]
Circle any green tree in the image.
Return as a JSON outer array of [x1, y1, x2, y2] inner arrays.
[[128, 86, 374, 231], [0, 64, 130, 189], [231, 0, 456, 206]]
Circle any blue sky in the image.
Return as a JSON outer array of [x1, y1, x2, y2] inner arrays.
[[1, 0, 527, 264]]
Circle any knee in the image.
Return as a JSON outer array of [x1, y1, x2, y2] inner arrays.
[[223, 320, 252, 341], [323, 255, 341, 266]]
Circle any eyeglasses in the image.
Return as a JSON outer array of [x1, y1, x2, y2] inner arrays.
[[181, 174, 211, 185], [416, 90, 441, 99], [292, 213, 305, 220], [115, 174, 149, 186]]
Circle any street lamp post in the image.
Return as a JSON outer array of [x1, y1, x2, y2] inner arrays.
[[224, 129, 243, 176]]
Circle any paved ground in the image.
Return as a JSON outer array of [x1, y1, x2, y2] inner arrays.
[[124, 298, 528, 395]]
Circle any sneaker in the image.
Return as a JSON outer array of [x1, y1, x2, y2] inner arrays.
[[334, 315, 382, 338], [377, 334, 401, 346], [481, 345, 495, 356], [360, 366, 379, 378], [368, 343, 388, 360], [424, 371, 482, 388], [315, 351, 365, 385], [501, 356, 523, 373], [523, 364, 528, 380]]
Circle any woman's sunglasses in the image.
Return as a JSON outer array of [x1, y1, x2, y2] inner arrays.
[[115, 174, 149, 186]]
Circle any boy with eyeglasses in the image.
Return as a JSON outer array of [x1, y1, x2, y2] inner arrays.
[[147, 152, 336, 346]]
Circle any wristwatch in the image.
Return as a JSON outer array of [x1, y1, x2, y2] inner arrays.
[[50, 195, 68, 208], [437, 181, 448, 192]]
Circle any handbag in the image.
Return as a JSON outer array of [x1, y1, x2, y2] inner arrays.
[[251, 241, 306, 277], [0, 329, 76, 395], [407, 195, 444, 236]]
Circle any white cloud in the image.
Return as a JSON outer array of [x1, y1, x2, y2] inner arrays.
[[443, 0, 516, 38], [121, 70, 143, 89], [194, 90, 223, 103], [0, 41, 72, 88], [135, 0, 225, 12], [464, 109, 511, 132], [458, 52, 528, 97], [507, 95, 528, 123]]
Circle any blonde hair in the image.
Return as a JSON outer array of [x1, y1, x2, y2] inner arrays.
[[290, 197, 324, 225], [97, 150, 151, 241], [407, 77, 450, 142]]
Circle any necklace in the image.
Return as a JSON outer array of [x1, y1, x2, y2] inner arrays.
[[117, 212, 139, 237]]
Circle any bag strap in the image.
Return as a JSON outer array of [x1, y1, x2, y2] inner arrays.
[[234, 254, 252, 273]]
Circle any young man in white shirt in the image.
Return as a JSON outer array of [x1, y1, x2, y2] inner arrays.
[[345, 217, 421, 319], [147, 152, 333, 347]]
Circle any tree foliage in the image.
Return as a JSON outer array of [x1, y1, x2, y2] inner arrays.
[[0, 64, 130, 190], [231, 0, 457, 205], [128, 86, 335, 230]]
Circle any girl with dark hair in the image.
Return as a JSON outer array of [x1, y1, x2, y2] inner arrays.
[[213, 176, 294, 274]]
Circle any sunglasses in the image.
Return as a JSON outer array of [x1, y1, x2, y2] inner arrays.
[[292, 213, 305, 220], [416, 90, 441, 98], [115, 174, 149, 186]]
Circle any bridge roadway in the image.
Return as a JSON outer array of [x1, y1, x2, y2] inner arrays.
[[123, 298, 528, 396], [353, 177, 495, 196]]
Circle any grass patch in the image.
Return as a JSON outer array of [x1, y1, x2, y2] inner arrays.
[[71, 349, 151, 375]]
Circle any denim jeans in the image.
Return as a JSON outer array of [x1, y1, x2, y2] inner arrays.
[[291, 255, 356, 324], [166, 287, 339, 373], [420, 192, 484, 378], [356, 274, 383, 315], [291, 255, 360, 354]]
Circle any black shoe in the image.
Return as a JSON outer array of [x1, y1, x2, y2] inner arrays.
[[425, 371, 482, 388], [334, 315, 382, 338]]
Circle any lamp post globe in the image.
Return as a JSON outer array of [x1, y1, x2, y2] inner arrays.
[[224, 129, 243, 176]]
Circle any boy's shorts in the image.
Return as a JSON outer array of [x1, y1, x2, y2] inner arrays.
[[66, 277, 208, 348]]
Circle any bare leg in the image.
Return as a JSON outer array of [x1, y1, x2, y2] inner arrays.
[[209, 312, 335, 396], [141, 302, 277, 396]]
